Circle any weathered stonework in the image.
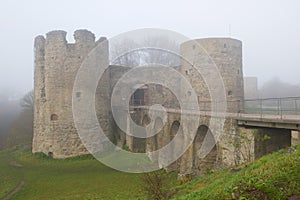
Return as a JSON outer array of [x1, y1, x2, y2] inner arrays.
[[33, 30, 292, 177], [33, 30, 106, 158], [292, 131, 300, 146], [180, 38, 244, 112]]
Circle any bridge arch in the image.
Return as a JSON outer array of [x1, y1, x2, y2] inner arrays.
[[154, 117, 164, 150], [170, 121, 180, 138], [168, 120, 183, 171], [154, 117, 163, 130], [193, 125, 217, 176], [142, 114, 151, 126], [147, 117, 164, 153], [131, 114, 150, 153]]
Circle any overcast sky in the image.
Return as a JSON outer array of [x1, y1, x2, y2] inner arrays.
[[0, 0, 299, 95]]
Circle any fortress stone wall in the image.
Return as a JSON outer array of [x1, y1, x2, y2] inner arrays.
[[33, 29, 250, 175], [33, 30, 109, 157]]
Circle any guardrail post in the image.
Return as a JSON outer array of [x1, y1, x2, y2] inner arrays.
[[279, 98, 283, 119], [277, 99, 280, 115], [295, 99, 298, 115], [260, 99, 262, 119]]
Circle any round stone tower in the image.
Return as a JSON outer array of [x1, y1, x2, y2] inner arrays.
[[33, 30, 108, 158], [180, 38, 244, 112]]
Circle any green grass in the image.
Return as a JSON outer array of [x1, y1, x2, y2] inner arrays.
[[172, 145, 300, 200], [1, 144, 299, 200], [0, 145, 162, 200], [0, 147, 23, 198]]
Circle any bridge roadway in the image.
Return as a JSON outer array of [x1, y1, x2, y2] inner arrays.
[[129, 105, 300, 131]]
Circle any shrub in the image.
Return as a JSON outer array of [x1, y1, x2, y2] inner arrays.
[[140, 171, 174, 200]]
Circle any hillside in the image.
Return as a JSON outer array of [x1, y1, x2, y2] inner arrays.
[[172, 145, 300, 200], [0, 145, 299, 200], [0, 145, 173, 200]]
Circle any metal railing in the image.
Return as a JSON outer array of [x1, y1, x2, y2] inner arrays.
[[242, 97, 300, 120], [129, 97, 300, 120]]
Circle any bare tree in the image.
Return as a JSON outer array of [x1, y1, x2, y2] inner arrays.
[[140, 171, 174, 200], [20, 90, 34, 112], [110, 36, 180, 67], [110, 38, 142, 66], [142, 36, 180, 66]]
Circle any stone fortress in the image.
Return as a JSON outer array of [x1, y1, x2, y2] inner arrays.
[[33, 30, 292, 176]]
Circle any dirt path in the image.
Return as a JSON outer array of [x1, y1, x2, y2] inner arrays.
[[2, 180, 25, 200]]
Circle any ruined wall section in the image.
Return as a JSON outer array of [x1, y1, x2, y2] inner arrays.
[[96, 65, 131, 146], [33, 30, 108, 158], [33, 35, 46, 153], [147, 86, 180, 109]]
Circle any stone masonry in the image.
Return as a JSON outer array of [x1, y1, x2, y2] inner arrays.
[[33, 30, 292, 176]]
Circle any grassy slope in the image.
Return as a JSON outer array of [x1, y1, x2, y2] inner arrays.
[[172, 145, 300, 200], [0, 148, 22, 198], [1, 145, 299, 200], [0, 145, 150, 200]]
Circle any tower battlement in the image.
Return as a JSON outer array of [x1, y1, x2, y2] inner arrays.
[[74, 29, 95, 44], [46, 30, 67, 43], [32, 30, 109, 158]]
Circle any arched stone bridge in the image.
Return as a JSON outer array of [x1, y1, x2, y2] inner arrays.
[[117, 97, 300, 176]]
